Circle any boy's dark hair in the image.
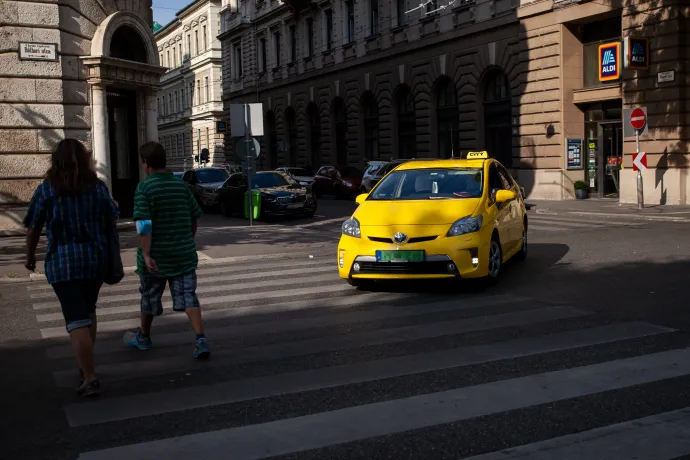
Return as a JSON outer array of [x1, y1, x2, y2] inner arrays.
[[139, 142, 167, 169]]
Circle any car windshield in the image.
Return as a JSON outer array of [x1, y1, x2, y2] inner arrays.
[[287, 168, 310, 176], [196, 169, 229, 183], [251, 173, 291, 189], [369, 168, 483, 200]]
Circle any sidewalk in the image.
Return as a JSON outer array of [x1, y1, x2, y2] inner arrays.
[[526, 198, 690, 221]]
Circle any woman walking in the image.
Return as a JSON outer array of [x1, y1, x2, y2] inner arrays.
[[24, 138, 119, 396]]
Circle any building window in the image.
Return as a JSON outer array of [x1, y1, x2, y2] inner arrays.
[[289, 25, 296, 62], [175, 90, 179, 112], [324, 10, 333, 50], [197, 128, 201, 152], [370, 0, 379, 35], [483, 70, 512, 165], [436, 78, 459, 158], [202, 25, 207, 51], [260, 37, 267, 72], [186, 34, 191, 59], [362, 92, 379, 161], [332, 98, 347, 166], [233, 42, 242, 77], [205, 76, 210, 102], [189, 82, 194, 106], [274, 31, 281, 67], [181, 88, 185, 109], [157, 97, 161, 114], [426, 0, 438, 12], [397, 0, 406, 26], [285, 107, 298, 166], [265, 111, 278, 169], [166, 49, 170, 67], [306, 18, 314, 58], [194, 29, 199, 55], [179, 45, 183, 64], [182, 133, 186, 157], [159, 53, 163, 65], [168, 94, 172, 114], [395, 85, 416, 159], [347, 2, 355, 43], [196, 80, 201, 105], [173, 49, 177, 68], [307, 103, 321, 167], [206, 127, 210, 151]]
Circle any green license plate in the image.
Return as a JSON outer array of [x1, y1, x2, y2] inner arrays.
[[375, 250, 425, 262]]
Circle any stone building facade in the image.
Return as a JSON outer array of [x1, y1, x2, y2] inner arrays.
[[155, 0, 226, 170], [218, 0, 688, 204], [0, 0, 164, 224]]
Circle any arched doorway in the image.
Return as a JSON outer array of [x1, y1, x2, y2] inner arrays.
[[394, 85, 416, 159], [284, 107, 298, 166], [361, 92, 379, 161], [435, 77, 459, 158], [483, 69, 512, 165], [331, 98, 348, 166], [84, 11, 165, 217], [306, 103, 321, 169], [265, 111, 278, 169]]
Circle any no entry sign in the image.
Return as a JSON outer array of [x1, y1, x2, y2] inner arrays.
[[630, 108, 647, 130], [633, 151, 647, 171]]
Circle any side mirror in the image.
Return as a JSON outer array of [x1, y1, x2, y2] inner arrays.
[[355, 193, 368, 205], [495, 190, 517, 203]]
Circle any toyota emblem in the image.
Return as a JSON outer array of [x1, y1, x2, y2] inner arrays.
[[393, 232, 408, 244]]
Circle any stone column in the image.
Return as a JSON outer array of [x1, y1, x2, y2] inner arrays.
[[91, 83, 111, 190], [145, 90, 159, 143]]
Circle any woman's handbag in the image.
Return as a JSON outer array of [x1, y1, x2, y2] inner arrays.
[[104, 221, 124, 285]]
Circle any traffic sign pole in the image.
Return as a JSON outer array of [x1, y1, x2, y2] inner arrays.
[[244, 104, 254, 226], [629, 107, 647, 209]]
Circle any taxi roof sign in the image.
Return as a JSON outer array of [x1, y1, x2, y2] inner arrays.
[[466, 151, 489, 159]]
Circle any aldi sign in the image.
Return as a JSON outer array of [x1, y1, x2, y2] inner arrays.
[[624, 37, 649, 69], [599, 42, 621, 82]]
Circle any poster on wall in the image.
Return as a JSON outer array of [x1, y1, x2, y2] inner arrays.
[[565, 138, 583, 170]]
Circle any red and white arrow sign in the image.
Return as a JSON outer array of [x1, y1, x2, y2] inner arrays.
[[633, 151, 647, 171]]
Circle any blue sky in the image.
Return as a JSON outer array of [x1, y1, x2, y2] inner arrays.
[[152, 1, 190, 27]]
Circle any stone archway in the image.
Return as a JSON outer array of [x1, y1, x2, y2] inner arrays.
[[81, 11, 165, 216]]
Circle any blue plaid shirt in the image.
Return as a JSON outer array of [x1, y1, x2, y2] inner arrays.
[[23, 180, 119, 285]]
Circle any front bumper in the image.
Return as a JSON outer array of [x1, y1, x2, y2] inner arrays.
[[337, 230, 491, 280], [199, 192, 220, 207], [263, 196, 317, 216]]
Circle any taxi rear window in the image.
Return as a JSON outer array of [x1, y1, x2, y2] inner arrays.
[[368, 168, 483, 200]]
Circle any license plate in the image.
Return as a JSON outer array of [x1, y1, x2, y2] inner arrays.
[[375, 250, 425, 262], [287, 202, 302, 209]]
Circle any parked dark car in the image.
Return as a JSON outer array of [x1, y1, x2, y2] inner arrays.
[[218, 171, 317, 219], [182, 167, 230, 209], [312, 165, 363, 198], [276, 167, 314, 186], [360, 160, 409, 192]]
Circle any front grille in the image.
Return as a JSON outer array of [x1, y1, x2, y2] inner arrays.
[[355, 261, 454, 275], [273, 195, 303, 204], [367, 236, 438, 244]]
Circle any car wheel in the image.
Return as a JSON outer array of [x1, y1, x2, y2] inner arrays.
[[347, 278, 372, 289], [516, 221, 527, 261], [487, 235, 502, 281]]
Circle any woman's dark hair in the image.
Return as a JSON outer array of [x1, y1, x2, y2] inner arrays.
[[139, 142, 167, 169], [45, 138, 97, 195]]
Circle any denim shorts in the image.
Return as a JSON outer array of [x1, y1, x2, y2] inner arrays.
[[52, 279, 103, 333], [139, 270, 200, 316]]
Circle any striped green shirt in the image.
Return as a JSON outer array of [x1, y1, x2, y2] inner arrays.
[[133, 171, 203, 277]]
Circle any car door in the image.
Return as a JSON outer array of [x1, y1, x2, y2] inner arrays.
[[487, 163, 513, 255], [496, 163, 522, 252], [223, 173, 248, 213], [313, 167, 332, 196]]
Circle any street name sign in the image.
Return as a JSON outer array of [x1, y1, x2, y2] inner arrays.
[[18, 42, 58, 61], [633, 151, 647, 171]]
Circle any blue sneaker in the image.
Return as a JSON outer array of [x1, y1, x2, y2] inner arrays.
[[194, 337, 210, 359], [123, 329, 153, 350]]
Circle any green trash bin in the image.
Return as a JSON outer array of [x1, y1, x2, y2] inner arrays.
[[244, 190, 261, 219]]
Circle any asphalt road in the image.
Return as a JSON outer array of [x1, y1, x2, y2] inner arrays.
[[2, 206, 690, 460]]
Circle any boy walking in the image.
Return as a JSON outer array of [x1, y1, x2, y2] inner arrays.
[[124, 142, 210, 359]]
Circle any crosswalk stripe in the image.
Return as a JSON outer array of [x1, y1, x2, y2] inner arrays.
[[464, 407, 690, 459], [76, 347, 690, 460], [39, 282, 356, 339], [52, 306, 587, 388], [32, 272, 342, 310], [44, 291, 410, 359], [63, 321, 672, 427], [28, 260, 335, 298]]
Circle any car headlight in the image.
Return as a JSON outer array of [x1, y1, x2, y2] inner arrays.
[[342, 217, 361, 238], [342, 180, 353, 187], [447, 215, 483, 237]]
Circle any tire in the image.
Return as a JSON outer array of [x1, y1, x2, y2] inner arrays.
[[487, 235, 502, 281], [516, 220, 527, 261], [347, 278, 371, 289]]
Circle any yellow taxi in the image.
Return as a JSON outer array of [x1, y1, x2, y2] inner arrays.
[[337, 151, 527, 286]]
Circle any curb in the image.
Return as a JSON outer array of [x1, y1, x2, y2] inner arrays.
[[0, 221, 136, 238], [0, 248, 334, 284]]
